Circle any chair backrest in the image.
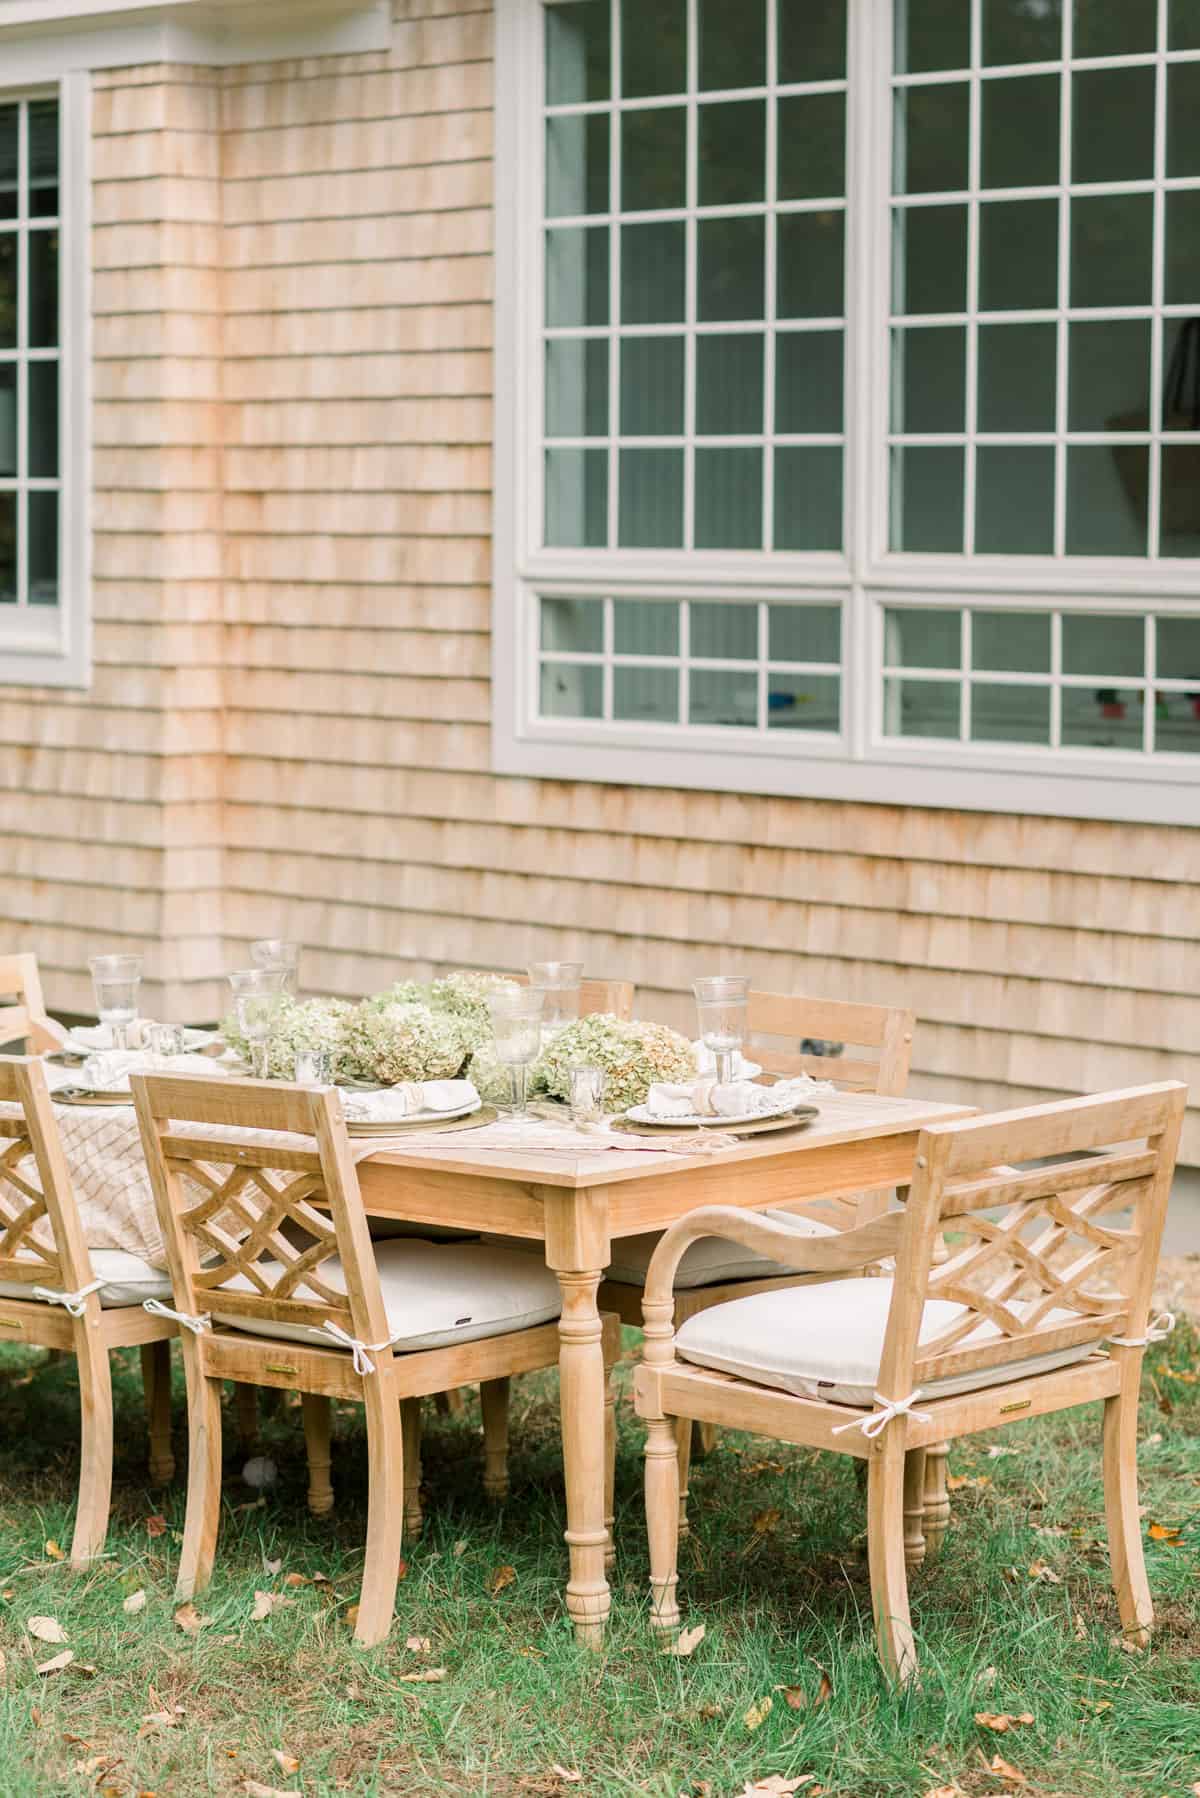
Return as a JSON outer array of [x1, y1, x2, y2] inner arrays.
[[0, 1057, 94, 1302], [486, 973, 635, 1022], [877, 1083, 1187, 1400], [746, 990, 915, 1094], [0, 954, 59, 1054], [131, 1073, 393, 1354]]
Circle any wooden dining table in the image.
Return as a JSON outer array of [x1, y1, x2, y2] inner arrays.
[[353, 1088, 975, 1644]]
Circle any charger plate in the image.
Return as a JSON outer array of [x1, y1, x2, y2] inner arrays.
[[345, 1105, 499, 1139], [54, 1088, 134, 1107], [612, 1105, 818, 1140]]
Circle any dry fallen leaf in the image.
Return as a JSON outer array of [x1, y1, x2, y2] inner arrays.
[[138, 1705, 184, 1739], [27, 1617, 67, 1645], [1027, 1560, 1062, 1584], [1074, 1613, 1088, 1641], [36, 1650, 74, 1676], [487, 1565, 517, 1597], [271, 1750, 301, 1775], [751, 1507, 782, 1535], [398, 1667, 448, 1684], [779, 1668, 832, 1709], [987, 1753, 1028, 1786], [123, 1590, 147, 1616], [922, 1787, 966, 1798], [1110, 1632, 1146, 1655], [550, 1768, 581, 1784], [1079, 1697, 1112, 1714], [405, 1635, 431, 1654], [947, 1474, 991, 1492], [664, 1623, 706, 1657], [145, 1516, 167, 1539], [173, 1602, 212, 1635], [263, 1558, 282, 1576], [737, 1778, 814, 1796], [242, 1783, 300, 1798], [975, 1711, 1034, 1733], [1148, 1522, 1183, 1543], [743, 1695, 773, 1732], [452, 1539, 468, 1558], [44, 1540, 64, 1562], [744, 1458, 785, 1475], [282, 1572, 309, 1588], [343, 1604, 359, 1631]]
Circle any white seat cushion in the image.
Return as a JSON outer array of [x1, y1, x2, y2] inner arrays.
[[212, 1239, 561, 1354], [0, 1250, 172, 1309], [605, 1211, 837, 1290], [675, 1276, 1097, 1406]]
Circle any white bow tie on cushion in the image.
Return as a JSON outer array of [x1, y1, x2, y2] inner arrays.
[[338, 1079, 479, 1125]]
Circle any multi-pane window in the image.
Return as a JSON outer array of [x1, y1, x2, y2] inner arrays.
[[501, 0, 1200, 807], [891, 0, 1200, 558], [539, 595, 842, 731], [543, 0, 847, 553], [0, 97, 60, 613]]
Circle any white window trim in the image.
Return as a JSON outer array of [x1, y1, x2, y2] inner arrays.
[[0, 66, 90, 690], [493, 0, 1200, 827]]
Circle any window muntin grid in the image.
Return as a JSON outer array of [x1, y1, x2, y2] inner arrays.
[[0, 96, 60, 612], [538, 595, 843, 733], [541, 0, 849, 554], [890, 2, 1200, 560], [881, 604, 1200, 754]]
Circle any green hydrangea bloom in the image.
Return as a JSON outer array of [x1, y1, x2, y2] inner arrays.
[[535, 1014, 697, 1112]]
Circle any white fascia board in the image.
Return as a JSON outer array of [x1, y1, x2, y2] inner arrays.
[[0, 0, 390, 67]]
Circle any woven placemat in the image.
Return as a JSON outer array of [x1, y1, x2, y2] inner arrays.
[[611, 1105, 818, 1140]]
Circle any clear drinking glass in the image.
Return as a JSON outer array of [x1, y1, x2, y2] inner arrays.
[[692, 974, 750, 1086], [488, 988, 545, 1119], [528, 960, 584, 1044], [568, 1063, 605, 1122], [235, 987, 278, 1080], [294, 1047, 331, 1084], [227, 965, 286, 998], [150, 1022, 186, 1057], [88, 953, 143, 1051], [249, 938, 300, 995]]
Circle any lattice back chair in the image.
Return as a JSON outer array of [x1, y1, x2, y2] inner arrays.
[[132, 1071, 616, 1648], [0, 953, 59, 1054], [636, 1082, 1186, 1683], [600, 990, 916, 1488], [485, 973, 635, 1021], [0, 1058, 176, 1566]]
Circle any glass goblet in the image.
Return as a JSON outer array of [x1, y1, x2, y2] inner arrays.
[[528, 960, 584, 1046], [88, 953, 143, 1052], [692, 974, 750, 1087], [487, 989, 545, 1119], [250, 938, 300, 996]]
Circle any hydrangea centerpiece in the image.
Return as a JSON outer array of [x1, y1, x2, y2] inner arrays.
[[536, 1013, 697, 1112]]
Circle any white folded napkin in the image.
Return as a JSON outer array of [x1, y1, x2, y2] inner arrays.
[[691, 1040, 763, 1079], [643, 1074, 827, 1120], [73, 1050, 225, 1093], [338, 1079, 479, 1124]]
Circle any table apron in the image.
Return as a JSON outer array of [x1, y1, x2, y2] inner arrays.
[[355, 1161, 545, 1238]]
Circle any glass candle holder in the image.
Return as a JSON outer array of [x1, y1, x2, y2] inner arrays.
[[150, 1022, 186, 1057], [568, 1063, 605, 1122], [294, 1047, 331, 1084], [692, 974, 750, 1086]]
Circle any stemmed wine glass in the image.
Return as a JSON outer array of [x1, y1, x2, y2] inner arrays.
[[528, 961, 583, 1045], [487, 988, 544, 1118], [88, 954, 143, 1051], [250, 938, 300, 996], [692, 974, 750, 1087], [227, 967, 284, 1079]]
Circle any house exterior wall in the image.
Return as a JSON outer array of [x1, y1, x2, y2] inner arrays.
[[0, 0, 1198, 1160]]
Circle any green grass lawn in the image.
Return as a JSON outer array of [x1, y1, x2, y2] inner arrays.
[[0, 1328, 1196, 1798]]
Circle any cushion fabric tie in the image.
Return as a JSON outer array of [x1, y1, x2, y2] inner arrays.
[[831, 1390, 933, 1440], [143, 1298, 212, 1334], [320, 1318, 406, 1375], [31, 1277, 107, 1318], [1109, 1311, 1175, 1349]]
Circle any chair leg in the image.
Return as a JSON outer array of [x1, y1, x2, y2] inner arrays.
[[69, 1335, 114, 1570], [301, 1392, 334, 1517], [690, 1419, 717, 1459], [480, 1378, 510, 1503], [1103, 1383, 1153, 1645], [140, 1340, 175, 1485], [645, 1414, 681, 1634], [903, 1448, 927, 1570], [401, 1397, 423, 1537], [234, 1382, 258, 1453], [674, 1413, 693, 1538], [867, 1436, 917, 1685], [922, 1441, 950, 1557], [354, 1373, 406, 1648], [176, 1351, 224, 1601], [434, 1388, 466, 1417]]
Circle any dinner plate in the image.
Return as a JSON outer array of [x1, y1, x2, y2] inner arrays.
[[624, 1091, 814, 1127], [340, 1096, 483, 1129], [612, 1106, 819, 1139], [345, 1104, 496, 1139]]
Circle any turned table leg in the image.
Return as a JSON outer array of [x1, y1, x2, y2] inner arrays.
[[555, 1267, 611, 1646]]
